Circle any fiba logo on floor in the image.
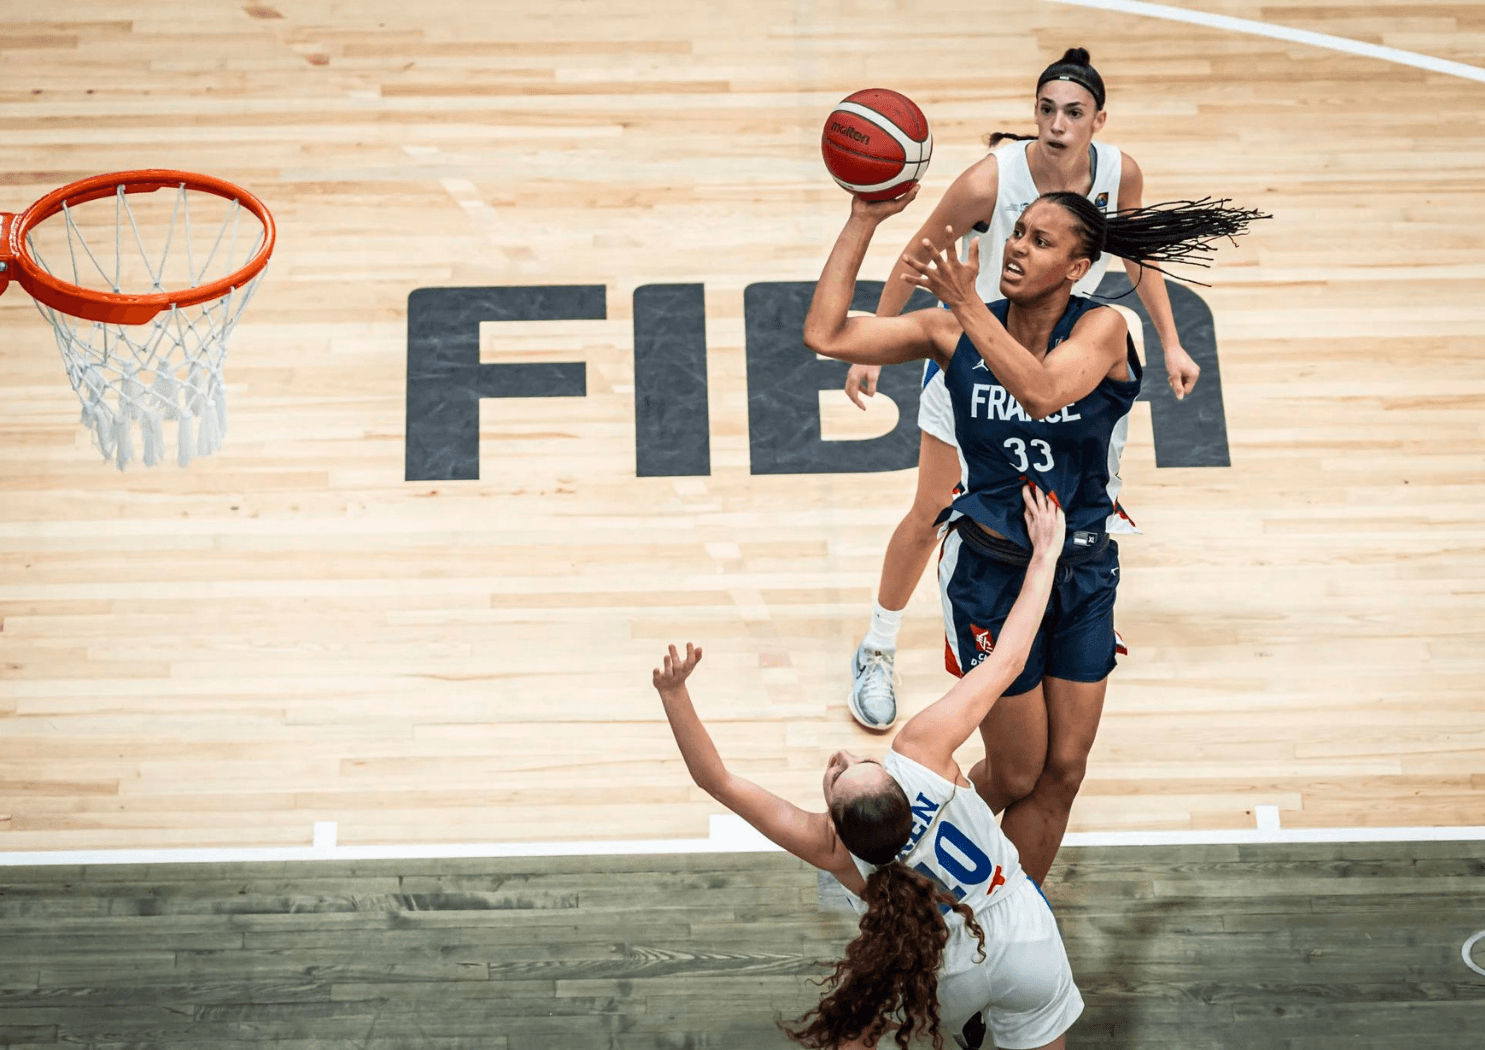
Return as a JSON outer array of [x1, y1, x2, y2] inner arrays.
[[403, 274, 1231, 482]]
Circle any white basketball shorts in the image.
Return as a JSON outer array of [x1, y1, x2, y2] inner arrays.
[[936, 877, 1084, 1049], [918, 362, 957, 448]]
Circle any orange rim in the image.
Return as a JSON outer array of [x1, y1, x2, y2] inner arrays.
[[0, 169, 275, 326]]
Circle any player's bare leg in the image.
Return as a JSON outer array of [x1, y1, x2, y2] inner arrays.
[[968, 682, 1048, 813], [876, 431, 960, 610], [997, 675, 1108, 884], [850, 431, 961, 729]]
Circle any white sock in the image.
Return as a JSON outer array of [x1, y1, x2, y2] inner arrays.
[[862, 600, 903, 653]]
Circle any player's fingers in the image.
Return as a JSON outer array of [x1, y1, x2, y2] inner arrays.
[[846, 383, 865, 410], [864, 371, 877, 397], [902, 252, 931, 275]]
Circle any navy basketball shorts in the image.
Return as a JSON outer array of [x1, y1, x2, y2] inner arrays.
[[937, 525, 1120, 696]]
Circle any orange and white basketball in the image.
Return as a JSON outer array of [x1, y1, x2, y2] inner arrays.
[[820, 88, 932, 202]]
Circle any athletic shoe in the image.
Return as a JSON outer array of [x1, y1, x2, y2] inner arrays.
[[954, 1011, 987, 1050], [848, 643, 897, 730]]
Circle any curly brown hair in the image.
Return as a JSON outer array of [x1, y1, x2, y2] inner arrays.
[[782, 783, 987, 1050]]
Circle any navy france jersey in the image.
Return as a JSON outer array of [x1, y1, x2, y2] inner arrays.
[[943, 297, 1141, 553]]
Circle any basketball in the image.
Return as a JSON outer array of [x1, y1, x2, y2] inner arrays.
[[820, 88, 932, 201]]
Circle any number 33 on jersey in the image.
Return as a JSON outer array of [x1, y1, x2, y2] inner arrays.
[[943, 296, 1143, 551]]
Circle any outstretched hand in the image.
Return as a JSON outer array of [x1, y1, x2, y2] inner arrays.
[[1023, 484, 1066, 557], [902, 225, 980, 309], [849, 182, 920, 224], [653, 642, 704, 694]]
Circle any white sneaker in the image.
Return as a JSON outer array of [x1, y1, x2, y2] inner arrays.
[[849, 643, 898, 730]]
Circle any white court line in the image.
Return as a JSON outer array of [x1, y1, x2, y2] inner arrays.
[[3, 814, 1484, 867], [1463, 930, 1485, 979], [1045, 0, 1485, 85]]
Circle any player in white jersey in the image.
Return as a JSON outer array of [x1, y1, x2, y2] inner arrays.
[[654, 486, 1082, 1050], [842, 47, 1198, 733]]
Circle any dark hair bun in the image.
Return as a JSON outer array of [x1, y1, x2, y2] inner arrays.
[[1060, 47, 1092, 66]]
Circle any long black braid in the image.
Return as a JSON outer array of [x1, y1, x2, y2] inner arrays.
[[1039, 190, 1270, 287]]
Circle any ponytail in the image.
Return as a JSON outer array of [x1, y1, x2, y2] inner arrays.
[[1039, 190, 1270, 287], [985, 130, 1037, 149], [783, 862, 986, 1050]]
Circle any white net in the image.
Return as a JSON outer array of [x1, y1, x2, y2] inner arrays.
[[24, 182, 268, 469]]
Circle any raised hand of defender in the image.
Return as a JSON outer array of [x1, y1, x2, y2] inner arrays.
[[653, 642, 704, 694], [1023, 484, 1066, 557], [903, 224, 980, 310]]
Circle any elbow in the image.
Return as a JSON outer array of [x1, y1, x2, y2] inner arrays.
[[1024, 396, 1058, 421], [691, 766, 729, 800], [802, 324, 838, 359]]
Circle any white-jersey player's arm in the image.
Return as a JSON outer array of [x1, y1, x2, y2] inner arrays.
[[652, 645, 861, 888], [1116, 153, 1185, 361], [892, 487, 1064, 782], [875, 153, 1000, 319]]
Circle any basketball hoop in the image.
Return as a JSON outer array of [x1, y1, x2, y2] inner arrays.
[[0, 170, 275, 469]]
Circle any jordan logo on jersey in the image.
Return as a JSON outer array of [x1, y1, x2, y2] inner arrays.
[[971, 624, 995, 655]]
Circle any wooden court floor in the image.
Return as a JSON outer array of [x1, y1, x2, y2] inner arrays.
[[2, 1, 1484, 853], [1, 842, 1483, 1048]]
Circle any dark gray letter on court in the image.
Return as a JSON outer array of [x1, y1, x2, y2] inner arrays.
[[744, 281, 938, 475], [1094, 272, 1231, 468], [404, 285, 598, 481], [633, 284, 710, 477]]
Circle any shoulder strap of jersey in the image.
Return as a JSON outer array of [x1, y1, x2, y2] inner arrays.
[[1052, 295, 1104, 346]]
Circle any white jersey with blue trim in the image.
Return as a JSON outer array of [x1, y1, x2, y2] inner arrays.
[[845, 748, 1028, 978], [963, 137, 1123, 303]]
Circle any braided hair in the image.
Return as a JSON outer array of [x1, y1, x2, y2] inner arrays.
[[986, 46, 1104, 147], [1037, 190, 1270, 286], [782, 778, 987, 1050]]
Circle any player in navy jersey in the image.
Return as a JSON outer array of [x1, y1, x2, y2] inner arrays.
[[803, 184, 1263, 890], [839, 48, 1197, 733], [654, 485, 1083, 1050]]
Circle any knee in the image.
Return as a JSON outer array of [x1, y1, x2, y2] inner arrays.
[[1041, 751, 1089, 803], [993, 760, 1042, 806], [903, 498, 946, 537]]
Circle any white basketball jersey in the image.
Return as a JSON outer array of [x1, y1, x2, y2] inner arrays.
[[847, 748, 1028, 977], [964, 138, 1123, 304]]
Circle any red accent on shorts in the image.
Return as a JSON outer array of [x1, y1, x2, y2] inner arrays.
[[944, 637, 963, 678]]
